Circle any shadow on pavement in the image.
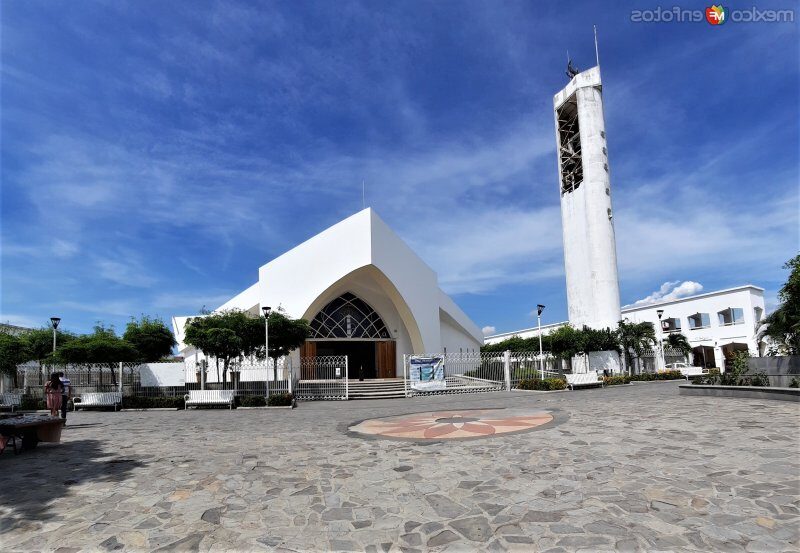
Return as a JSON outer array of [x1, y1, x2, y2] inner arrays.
[[0, 438, 144, 533]]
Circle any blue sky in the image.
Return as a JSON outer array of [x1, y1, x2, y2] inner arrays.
[[1, 1, 798, 337]]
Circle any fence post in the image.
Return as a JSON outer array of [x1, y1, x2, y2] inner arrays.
[[503, 351, 511, 391], [345, 357, 349, 400], [403, 355, 409, 398], [118, 362, 123, 394], [288, 358, 293, 395]]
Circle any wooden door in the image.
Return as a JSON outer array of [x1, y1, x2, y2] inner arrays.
[[376, 341, 396, 379], [299, 341, 316, 379]]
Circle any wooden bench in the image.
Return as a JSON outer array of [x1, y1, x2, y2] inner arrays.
[[0, 393, 22, 412], [184, 390, 235, 410], [565, 372, 604, 390], [73, 392, 123, 411]]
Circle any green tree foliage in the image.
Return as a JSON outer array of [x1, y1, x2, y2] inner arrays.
[[759, 254, 800, 355], [55, 325, 140, 386], [123, 316, 176, 362], [664, 332, 692, 355], [19, 328, 76, 362], [481, 335, 552, 354], [0, 333, 28, 387], [184, 309, 310, 383], [264, 311, 311, 364], [616, 320, 657, 371]]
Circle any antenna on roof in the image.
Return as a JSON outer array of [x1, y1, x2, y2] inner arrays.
[[594, 25, 600, 68]]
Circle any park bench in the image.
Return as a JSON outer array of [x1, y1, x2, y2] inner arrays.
[[73, 392, 123, 411], [184, 390, 235, 410], [565, 372, 604, 390], [0, 392, 22, 412], [678, 366, 709, 379]]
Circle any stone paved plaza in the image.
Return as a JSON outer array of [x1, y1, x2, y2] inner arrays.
[[2, 381, 799, 552]]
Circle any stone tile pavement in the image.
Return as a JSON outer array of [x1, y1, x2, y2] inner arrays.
[[1, 381, 798, 552]]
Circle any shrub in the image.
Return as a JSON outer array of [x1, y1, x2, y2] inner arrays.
[[20, 396, 46, 410], [790, 377, 800, 388], [630, 370, 683, 382], [239, 395, 267, 407], [603, 375, 630, 386], [267, 392, 294, 407], [517, 377, 567, 391], [741, 372, 770, 387], [122, 396, 185, 409]]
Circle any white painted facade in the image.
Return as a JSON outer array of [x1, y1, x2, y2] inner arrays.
[[554, 66, 621, 330], [484, 285, 766, 370], [172, 209, 483, 376]]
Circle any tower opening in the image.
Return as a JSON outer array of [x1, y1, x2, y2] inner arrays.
[[557, 94, 583, 194]]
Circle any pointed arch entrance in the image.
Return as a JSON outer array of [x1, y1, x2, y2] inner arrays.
[[300, 292, 397, 379]]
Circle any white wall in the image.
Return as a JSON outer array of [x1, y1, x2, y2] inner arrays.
[[439, 309, 482, 355], [622, 286, 765, 368]]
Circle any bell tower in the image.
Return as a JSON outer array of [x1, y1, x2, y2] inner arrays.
[[553, 63, 621, 330]]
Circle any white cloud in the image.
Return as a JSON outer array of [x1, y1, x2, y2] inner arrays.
[[628, 281, 704, 307], [481, 325, 496, 335]]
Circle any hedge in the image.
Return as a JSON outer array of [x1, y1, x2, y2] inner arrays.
[[267, 392, 294, 407], [517, 377, 567, 391], [629, 370, 684, 381], [603, 375, 631, 386]]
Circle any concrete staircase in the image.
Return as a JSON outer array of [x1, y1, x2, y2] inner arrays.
[[347, 379, 406, 400]]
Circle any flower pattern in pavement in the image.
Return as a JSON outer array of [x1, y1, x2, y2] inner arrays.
[[349, 409, 554, 440]]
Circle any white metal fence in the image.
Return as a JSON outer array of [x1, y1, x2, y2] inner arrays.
[[402, 352, 561, 396], [295, 356, 348, 400]]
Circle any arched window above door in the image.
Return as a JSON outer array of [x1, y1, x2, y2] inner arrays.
[[309, 292, 391, 339]]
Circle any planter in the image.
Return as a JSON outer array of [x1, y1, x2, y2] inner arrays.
[[679, 384, 800, 402]]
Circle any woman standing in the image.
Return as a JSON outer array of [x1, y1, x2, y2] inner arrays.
[[45, 373, 63, 418]]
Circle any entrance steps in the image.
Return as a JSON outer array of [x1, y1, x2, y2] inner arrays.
[[347, 379, 406, 400]]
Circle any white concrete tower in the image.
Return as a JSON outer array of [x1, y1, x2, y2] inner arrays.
[[553, 65, 621, 329]]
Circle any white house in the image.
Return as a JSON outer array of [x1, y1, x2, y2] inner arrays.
[[172, 208, 483, 378], [484, 285, 766, 370]]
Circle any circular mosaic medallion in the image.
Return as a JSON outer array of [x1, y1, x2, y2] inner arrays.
[[349, 408, 555, 441]]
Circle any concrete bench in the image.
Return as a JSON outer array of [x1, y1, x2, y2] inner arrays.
[[73, 392, 123, 411], [565, 372, 604, 390], [0, 393, 22, 412], [184, 390, 235, 410]]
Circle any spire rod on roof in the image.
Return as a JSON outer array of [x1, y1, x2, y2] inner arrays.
[[594, 25, 600, 68]]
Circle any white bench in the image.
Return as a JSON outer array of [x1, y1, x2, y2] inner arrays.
[[0, 393, 22, 412], [73, 392, 123, 411], [565, 372, 604, 390], [678, 366, 709, 379], [184, 390, 235, 410]]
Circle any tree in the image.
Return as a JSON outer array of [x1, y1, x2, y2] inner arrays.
[[55, 325, 139, 386], [617, 320, 657, 373], [123, 316, 176, 362], [0, 333, 28, 388], [20, 328, 76, 362], [263, 311, 310, 381], [664, 332, 692, 356], [549, 325, 583, 360], [184, 309, 310, 383], [759, 254, 800, 355]]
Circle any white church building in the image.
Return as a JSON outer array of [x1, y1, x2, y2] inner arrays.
[[173, 208, 483, 378]]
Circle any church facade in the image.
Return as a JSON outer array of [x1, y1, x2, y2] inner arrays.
[[172, 208, 483, 378]]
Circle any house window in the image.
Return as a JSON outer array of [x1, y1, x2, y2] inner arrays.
[[309, 292, 390, 339], [754, 307, 763, 325], [661, 317, 681, 333], [688, 313, 710, 330], [718, 307, 744, 326]]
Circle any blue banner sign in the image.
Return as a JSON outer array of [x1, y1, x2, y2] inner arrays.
[[409, 356, 446, 391]]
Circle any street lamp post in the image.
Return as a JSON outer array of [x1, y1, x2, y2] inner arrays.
[[262, 306, 271, 398], [536, 305, 545, 377], [656, 309, 665, 373], [50, 317, 61, 353]]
